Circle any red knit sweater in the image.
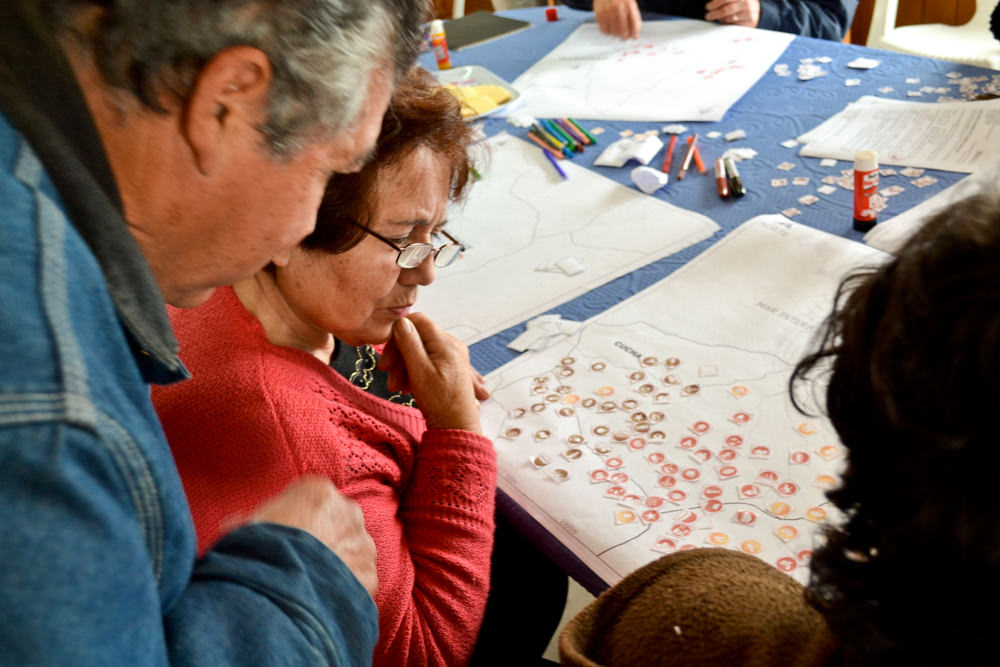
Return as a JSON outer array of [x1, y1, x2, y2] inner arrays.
[[152, 287, 497, 667]]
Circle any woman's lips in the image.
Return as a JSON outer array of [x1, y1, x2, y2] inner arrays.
[[386, 304, 412, 317]]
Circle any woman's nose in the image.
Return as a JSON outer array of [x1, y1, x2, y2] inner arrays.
[[401, 252, 436, 286]]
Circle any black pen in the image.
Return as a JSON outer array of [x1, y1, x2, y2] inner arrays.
[[724, 156, 746, 197]]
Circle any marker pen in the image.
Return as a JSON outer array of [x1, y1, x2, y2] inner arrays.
[[677, 134, 698, 181], [715, 157, 730, 199], [723, 156, 746, 197], [853, 149, 879, 232]]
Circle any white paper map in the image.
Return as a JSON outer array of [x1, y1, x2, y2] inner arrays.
[[419, 132, 719, 344], [481, 215, 888, 586], [508, 20, 794, 122]]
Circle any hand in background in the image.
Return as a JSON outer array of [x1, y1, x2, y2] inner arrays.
[[705, 0, 761, 27], [378, 312, 485, 434], [592, 0, 642, 39], [252, 476, 378, 596]]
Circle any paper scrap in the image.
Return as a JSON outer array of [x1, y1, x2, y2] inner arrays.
[[631, 166, 669, 194], [847, 57, 880, 69], [724, 129, 746, 141], [780, 139, 799, 148], [662, 124, 688, 134], [722, 148, 757, 161], [594, 134, 664, 168], [506, 314, 584, 352]]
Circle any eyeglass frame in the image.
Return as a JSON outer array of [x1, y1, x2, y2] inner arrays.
[[345, 219, 466, 269]]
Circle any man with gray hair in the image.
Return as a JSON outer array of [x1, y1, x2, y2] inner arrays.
[[0, 0, 427, 662]]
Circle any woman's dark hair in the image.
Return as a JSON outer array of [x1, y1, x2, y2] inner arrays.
[[790, 190, 1000, 665], [302, 66, 476, 255]]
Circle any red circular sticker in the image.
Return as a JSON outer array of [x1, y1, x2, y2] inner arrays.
[[703, 485, 723, 498], [681, 467, 701, 481], [703, 498, 723, 513], [658, 475, 677, 489], [776, 557, 797, 573]]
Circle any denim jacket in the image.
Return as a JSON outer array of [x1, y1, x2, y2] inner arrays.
[[0, 109, 377, 666], [0, 4, 377, 662]]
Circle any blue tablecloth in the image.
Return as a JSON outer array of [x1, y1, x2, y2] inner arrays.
[[419, 7, 986, 594]]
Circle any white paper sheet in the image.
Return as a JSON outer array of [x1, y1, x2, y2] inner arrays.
[[418, 132, 719, 344], [507, 20, 794, 122], [480, 215, 888, 586], [864, 165, 999, 254], [797, 96, 1000, 173]]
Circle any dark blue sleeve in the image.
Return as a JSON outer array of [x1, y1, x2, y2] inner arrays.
[[757, 0, 858, 41], [561, 0, 594, 8]]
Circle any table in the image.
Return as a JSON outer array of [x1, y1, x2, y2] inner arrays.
[[418, 6, 983, 594]]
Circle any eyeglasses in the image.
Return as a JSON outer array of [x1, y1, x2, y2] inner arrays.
[[347, 220, 466, 269]]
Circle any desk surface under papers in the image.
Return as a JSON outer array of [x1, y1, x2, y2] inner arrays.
[[480, 217, 888, 592], [415, 6, 996, 594]]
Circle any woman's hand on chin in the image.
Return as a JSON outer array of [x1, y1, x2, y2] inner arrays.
[[378, 313, 485, 434]]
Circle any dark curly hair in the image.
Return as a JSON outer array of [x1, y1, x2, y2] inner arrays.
[[301, 66, 477, 256], [790, 190, 1000, 665]]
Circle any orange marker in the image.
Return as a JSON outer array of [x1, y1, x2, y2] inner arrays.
[[687, 135, 707, 174], [662, 134, 678, 173]]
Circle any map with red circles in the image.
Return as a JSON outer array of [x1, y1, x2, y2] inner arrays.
[[481, 216, 888, 587]]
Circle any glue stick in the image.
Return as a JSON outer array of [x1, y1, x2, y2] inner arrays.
[[853, 150, 879, 232], [429, 19, 451, 70]]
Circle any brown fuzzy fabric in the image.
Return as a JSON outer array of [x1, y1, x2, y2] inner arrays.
[[560, 548, 839, 666]]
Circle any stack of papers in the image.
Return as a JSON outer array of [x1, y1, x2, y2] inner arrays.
[[797, 96, 1000, 173]]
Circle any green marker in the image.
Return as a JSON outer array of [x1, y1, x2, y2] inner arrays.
[[567, 118, 597, 145], [543, 119, 578, 152]]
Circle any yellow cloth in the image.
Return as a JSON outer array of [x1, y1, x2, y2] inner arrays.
[[559, 548, 840, 666]]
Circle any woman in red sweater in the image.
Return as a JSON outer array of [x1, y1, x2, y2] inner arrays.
[[152, 69, 555, 666]]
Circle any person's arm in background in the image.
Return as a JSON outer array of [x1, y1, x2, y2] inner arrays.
[[754, 0, 857, 40], [561, 0, 643, 39]]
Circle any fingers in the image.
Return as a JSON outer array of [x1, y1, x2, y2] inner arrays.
[[251, 476, 379, 596], [473, 370, 491, 401], [704, 0, 759, 26], [594, 0, 641, 40], [388, 313, 483, 433]]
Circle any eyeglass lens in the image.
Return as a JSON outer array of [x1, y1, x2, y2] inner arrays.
[[397, 241, 463, 269]]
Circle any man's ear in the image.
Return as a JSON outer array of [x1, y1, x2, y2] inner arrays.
[[182, 46, 273, 175], [270, 246, 295, 268]]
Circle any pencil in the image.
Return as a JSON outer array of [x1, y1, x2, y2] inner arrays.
[[543, 119, 578, 152], [533, 123, 566, 152], [662, 134, 678, 173], [677, 133, 698, 181], [567, 118, 597, 145], [687, 135, 707, 174], [558, 118, 589, 146], [554, 118, 586, 150], [543, 147, 568, 179], [526, 131, 564, 159]]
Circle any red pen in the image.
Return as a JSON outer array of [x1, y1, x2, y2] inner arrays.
[[715, 157, 730, 199], [662, 134, 678, 173], [677, 133, 698, 181]]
